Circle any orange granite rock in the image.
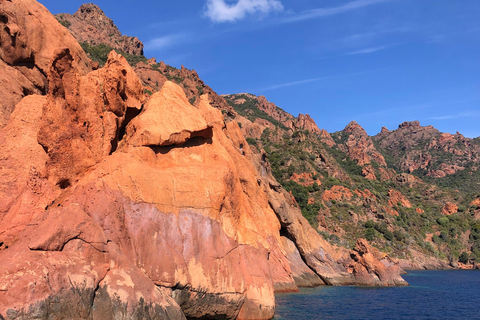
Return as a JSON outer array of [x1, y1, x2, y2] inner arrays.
[[442, 202, 458, 215]]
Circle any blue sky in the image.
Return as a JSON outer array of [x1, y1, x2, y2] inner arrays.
[[40, 0, 480, 137]]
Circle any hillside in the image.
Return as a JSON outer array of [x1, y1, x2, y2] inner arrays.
[[373, 121, 480, 193], [224, 93, 480, 270]]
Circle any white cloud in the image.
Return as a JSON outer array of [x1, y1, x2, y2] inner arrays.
[[261, 69, 384, 91], [430, 111, 480, 120], [204, 0, 283, 23], [262, 77, 324, 91], [283, 0, 393, 23], [145, 34, 191, 51], [146, 35, 179, 50], [347, 43, 398, 55]]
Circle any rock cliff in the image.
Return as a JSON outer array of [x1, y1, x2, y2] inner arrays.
[[0, 0, 91, 128], [0, 1, 407, 319]]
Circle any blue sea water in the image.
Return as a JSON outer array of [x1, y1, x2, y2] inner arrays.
[[274, 270, 480, 320]]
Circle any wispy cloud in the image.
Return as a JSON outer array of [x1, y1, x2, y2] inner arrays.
[[262, 77, 325, 91], [204, 0, 283, 23], [261, 69, 384, 91], [430, 111, 480, 120], [145, 34, 192, 51], [346, 43, 398, 55], [282, 0, 394, 23]]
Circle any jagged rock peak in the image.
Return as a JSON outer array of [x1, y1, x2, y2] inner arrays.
[[74, 3, 106, 20], [381, 126, 389, 133], [295, 113, 321, 134], [399, 120, 421, 129], [344, 120, 367, 136], [56, 3, 144, 55]]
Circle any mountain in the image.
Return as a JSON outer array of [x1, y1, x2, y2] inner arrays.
[[373, 121, 480, 193], [224, 93, 480, 271], [0, 1, 406, 319]]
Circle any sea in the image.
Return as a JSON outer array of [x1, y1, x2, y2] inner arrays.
[[274, 270, 480, 320]]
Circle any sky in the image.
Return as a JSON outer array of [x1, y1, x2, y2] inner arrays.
[[39, 0, 480, 137]]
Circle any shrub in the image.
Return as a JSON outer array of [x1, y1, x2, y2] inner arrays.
[[58, 19, 71, 28], [384, 230, 394, 241], [374, 222, 388, 234], [437, 217, 449, 227], [365, 220, 375, 229], [246, 137, 257, 146], [365, 228, 376, 241], [459, 251, 469, 264], [394, 230, 406, 242]]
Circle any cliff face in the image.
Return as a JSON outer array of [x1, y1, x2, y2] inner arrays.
[[55, 3, 144, 55], [0, 1, 407, 319]]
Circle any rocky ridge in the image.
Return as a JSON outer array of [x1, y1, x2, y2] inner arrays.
[[374, 121, 480, 189], [0, 1, 407, 319], [55, 3, 144, 55]]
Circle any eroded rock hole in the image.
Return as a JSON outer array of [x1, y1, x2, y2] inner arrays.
[[0, 15, 8, 24], [41, 144, 48, 154], [57, 179, 71, 189], [109, 106, 143, 154]]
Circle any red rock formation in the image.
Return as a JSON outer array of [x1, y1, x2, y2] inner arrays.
[[294, 114, 321, 134], [322, 185, 353, 202], [0, 0, 91, 128], [374, 121, 480, 177], [256, 95, 296, 128], [319, 129, 336, 147], [362, 165, 377, 180], [348, 239, 405, 286], [416, 207, 425, 214], [56, 3, 144, 55], [384, 206, 399, 217], [442, 202, 458, 215], [342, 121, 387, 167], [471, 199, 480, 207], [290, 172, 321, 187], [388, 189, 412, 208], [280, 237, 324, 288]]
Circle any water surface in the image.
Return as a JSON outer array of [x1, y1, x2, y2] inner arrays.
[[274, 270, 480, 319]]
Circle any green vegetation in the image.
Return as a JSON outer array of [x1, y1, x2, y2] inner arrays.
[[80, 42, 147, 67], [56, 15, 71, 28], [223, 94, 288, 130], [246, 137, 257, 147]]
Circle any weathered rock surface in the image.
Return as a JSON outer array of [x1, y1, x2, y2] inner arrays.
[[0, 0, 91, 128], [55, 3, 144, 55], [280, 237, 324, 288], [339, 121, 388, 167], [348, 239, 407, 286]]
